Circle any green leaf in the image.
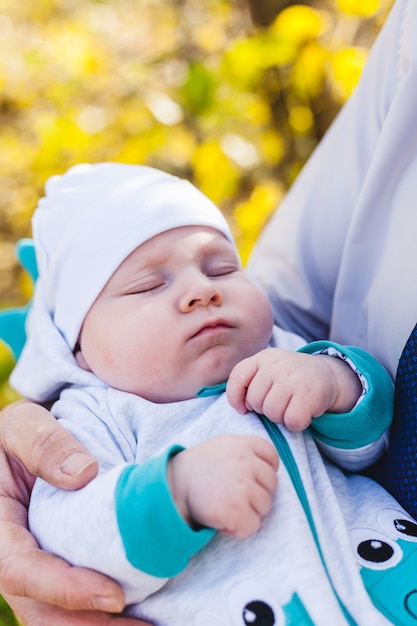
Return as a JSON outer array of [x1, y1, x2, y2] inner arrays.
[[0, 596, 20, 626], [180, 63, 216, 115]]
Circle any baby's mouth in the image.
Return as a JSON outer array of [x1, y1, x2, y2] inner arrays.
[[190, 320, 233, 340]]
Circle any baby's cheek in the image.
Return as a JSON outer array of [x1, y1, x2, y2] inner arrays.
[[251, 295, 274, 349]]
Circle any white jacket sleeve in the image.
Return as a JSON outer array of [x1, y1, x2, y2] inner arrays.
[[246, 0, 413, 378], [29, 464, 167, 605]]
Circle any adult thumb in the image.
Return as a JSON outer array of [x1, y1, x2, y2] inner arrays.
[[0, 399, 98, 489]]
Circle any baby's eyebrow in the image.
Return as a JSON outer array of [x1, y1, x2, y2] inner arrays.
[[119, 269, 162, 290], [198, 239, 238, 260]]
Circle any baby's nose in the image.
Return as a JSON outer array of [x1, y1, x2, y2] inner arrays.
[[180, 275, 223, 311]]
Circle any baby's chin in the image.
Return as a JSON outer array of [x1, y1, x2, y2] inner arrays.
[[131, 354, 242, 403], [138, 372, 233, 404], [147, 380, 229, 404]]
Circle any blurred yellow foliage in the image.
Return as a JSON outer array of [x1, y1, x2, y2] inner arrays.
[[193, 140, 240, 203], [329, 46, 369, 100], [291, 42, 328, 97], [259, 129, 285, 165], [272, 5, 330, 44], [234, 180, 285, 264], [336, 0, 380, 17], [289, 105, 314, 134]]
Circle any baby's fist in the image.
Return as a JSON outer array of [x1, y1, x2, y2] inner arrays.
[[168, 435, 279, 538]]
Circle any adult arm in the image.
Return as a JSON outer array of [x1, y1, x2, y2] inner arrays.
[[246, 0, 406, 351], [0, 399, 151, 625]]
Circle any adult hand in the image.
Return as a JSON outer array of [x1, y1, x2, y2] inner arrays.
[[0, 399, 151, 626]]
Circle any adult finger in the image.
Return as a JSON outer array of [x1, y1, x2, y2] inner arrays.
[[0, 400, 98, 489], [0, 489, 125, 613], [0, 549, 127, 613], [4, 593, 151, 626]]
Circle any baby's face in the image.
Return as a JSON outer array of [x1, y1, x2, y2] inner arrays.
[[77, 225, 273, 402]]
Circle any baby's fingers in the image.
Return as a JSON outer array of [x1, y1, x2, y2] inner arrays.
[[250, 436, 280, 473], [251, 484, 275, 519], [221, 501, 267, 539], [222, 478, 276, 539], [281, 397, 314, 432], [226, 357, 260, 414], [255, 458, 279, 498]]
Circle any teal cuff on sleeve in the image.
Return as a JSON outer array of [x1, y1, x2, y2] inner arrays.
[[298, 341, 394, 450], [115, 446, 216, 578]]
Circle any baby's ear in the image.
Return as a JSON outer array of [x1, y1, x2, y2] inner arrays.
[[74, 347, 92, 372]]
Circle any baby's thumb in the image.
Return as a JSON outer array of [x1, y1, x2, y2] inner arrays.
[[0, 400, 98, 489]]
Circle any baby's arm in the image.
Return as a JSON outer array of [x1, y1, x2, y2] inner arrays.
[[227, 341, 394, 471], [27, 396, 213, 605], [29, 447, 210, 606], [29, 396, 278, 606], [31, 439, 277, 600]]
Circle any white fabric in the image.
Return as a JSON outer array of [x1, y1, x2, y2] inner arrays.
[[247, 0, 415, 381]]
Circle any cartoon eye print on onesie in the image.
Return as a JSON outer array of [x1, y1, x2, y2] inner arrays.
[[194, 578, 315, 626], [194, 579, 284, 626], [378, 508, 417, 541], [350, 508, 417, 571], [351, 509, 417, 622], [351, 527, 402, 570]]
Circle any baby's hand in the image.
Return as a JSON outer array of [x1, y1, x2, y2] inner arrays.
[[167, 434, 278, 538], [226, 348, 361, 432]]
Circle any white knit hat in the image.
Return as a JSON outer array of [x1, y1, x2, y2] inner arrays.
[[32, 162, 236, 350]]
